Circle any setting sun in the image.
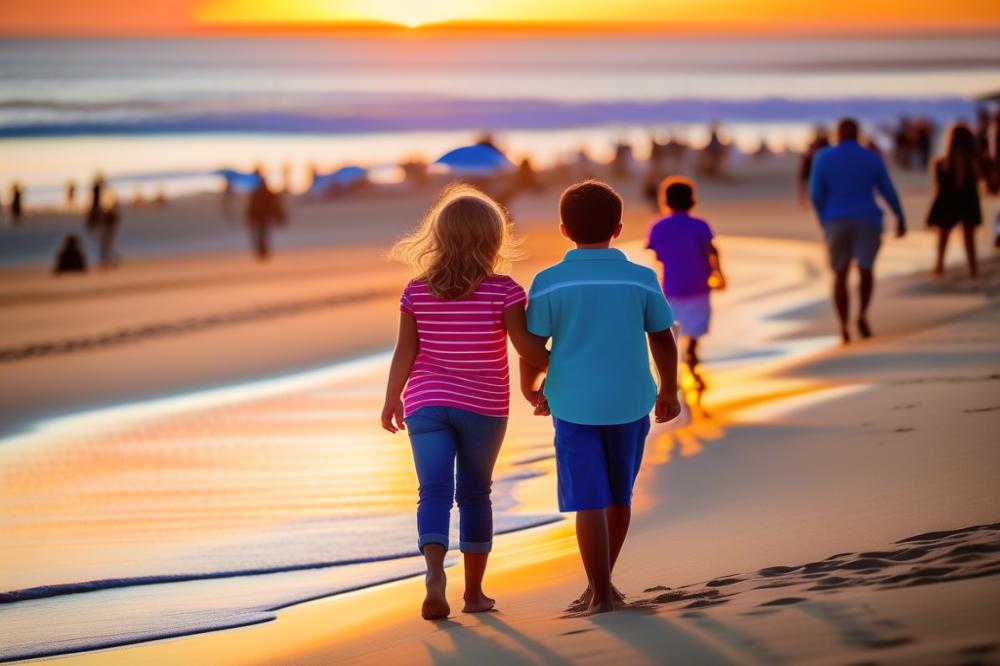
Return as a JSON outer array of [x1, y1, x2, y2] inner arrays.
[[194, 0, 477, 27], [344, 0, 474, 27]]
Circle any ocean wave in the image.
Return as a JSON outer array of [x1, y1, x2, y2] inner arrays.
[[0, 96, 975, 138], [0, 513, 561, 605]]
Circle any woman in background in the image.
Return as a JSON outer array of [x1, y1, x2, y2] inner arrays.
[[927, 124, 982, 279]]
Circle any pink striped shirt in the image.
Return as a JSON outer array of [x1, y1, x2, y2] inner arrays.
[[400, 275, 527, 418]]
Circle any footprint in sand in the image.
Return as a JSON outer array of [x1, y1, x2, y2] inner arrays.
[[632, 522, 1000, 614]]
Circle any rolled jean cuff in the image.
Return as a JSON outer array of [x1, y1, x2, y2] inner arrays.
[[460, 539, 492, 554], [418, 533, 449, 552]]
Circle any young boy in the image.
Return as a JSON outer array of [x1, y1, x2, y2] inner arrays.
[[646, 176, 725, 372], [521, 180, 681, 614]]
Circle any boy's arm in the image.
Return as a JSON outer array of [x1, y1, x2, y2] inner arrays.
[[381, 312, 418, 433], [708, 240, 726, 290], [648, 328, 682, 423]]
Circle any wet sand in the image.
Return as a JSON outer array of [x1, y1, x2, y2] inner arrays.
[[2, 161, 999, 664]]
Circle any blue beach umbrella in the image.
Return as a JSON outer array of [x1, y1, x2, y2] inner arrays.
[[309, 165, 368, 193], [432, 144, 516, 177], [215, 168, 262, 192]]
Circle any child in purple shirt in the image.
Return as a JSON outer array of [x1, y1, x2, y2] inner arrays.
[[646, 177, 726, 371]]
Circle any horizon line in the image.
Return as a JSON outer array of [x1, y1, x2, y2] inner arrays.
[[4, 18, 1000, 39]]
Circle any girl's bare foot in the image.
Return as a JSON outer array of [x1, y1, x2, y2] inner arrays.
[[421, 572, 450, 620], [931, 266, 944, 278], [857, 317, 872, 339], [462, 591, 496, 613]]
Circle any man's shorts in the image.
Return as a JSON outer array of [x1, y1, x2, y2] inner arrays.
[[553, 415, 650, 512], [823, 219, 882, 272]]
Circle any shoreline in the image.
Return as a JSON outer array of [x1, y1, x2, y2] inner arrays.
[[2, 166, 998, 663], [4, 240, 995, 663], [30, 266, 998, 665]]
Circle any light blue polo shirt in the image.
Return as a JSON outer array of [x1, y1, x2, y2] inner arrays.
[[526, 248, 674, 426]]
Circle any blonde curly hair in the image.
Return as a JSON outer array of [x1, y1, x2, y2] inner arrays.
[[391, 184, 519, 300]]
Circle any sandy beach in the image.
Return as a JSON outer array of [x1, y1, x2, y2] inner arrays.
[[2, 153, 998, 664]]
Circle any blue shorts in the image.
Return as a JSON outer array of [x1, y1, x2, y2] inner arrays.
[[553, 415, 650, 512], [670, 293, 711, 339]]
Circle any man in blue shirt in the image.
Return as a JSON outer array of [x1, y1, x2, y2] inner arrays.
[[522, 180, 680, 614], [810, 117, 906, 343]]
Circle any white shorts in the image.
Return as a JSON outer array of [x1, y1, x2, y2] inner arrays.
[[670, 293, 711, 339]]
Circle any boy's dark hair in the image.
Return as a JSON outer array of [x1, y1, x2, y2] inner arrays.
[[559, 180, 623, 244], [660, 176, 696, 211]]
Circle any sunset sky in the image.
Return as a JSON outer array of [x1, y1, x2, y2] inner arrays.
[[2, 0, 999, 34]]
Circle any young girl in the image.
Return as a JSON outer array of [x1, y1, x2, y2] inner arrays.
[[381, 184, 548, 621]]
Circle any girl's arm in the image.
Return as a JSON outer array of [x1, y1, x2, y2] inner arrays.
[[504, 304, 549, 406], [504, 304, 549, 370], [381, 311, 419, 433], [519, 357, 548, 409]]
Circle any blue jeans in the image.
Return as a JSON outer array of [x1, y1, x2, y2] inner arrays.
[[405, 406, 507, 553]]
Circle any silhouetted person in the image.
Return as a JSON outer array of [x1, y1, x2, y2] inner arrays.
[[245, 172, 285, 261], [514, 157, 539, 191], [96, 192, 121, 268], [9, 183, 23, 224], [575, 146, 595, 180], [65, 180, 76, 211], [221, 177, 235, 222], [975, 107, 991, 160], [153, 187, 168, 206], [809, 118, 905, 343], [664, 133, 688, 172], [893, 116, 913, 168], [86, 175, 104, 229], [927, 124, 982, 279], [610, 141, 632, 178], [474, 132, 499, 151], [799, 126, 831, 206], [698, 122, 728, 178], [53, 234, 87, 274], [991, 108, 1000, 195], [914, 118, 934, 170]]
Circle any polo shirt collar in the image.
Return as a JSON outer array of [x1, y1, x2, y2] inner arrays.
[[563, 248, 627, 262]]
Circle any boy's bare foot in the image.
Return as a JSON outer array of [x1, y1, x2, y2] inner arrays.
[[421, 572, 450, 620], [567, 584, 626, 612], [587, 598, 616, 615], [462, 591, 496, 613], [857, 317, 872, 339]]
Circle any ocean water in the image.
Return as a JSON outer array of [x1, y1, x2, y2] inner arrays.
[[0, 353, 561, 661], [0, 34, 997, 201], [0, 233, 951, 660]]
